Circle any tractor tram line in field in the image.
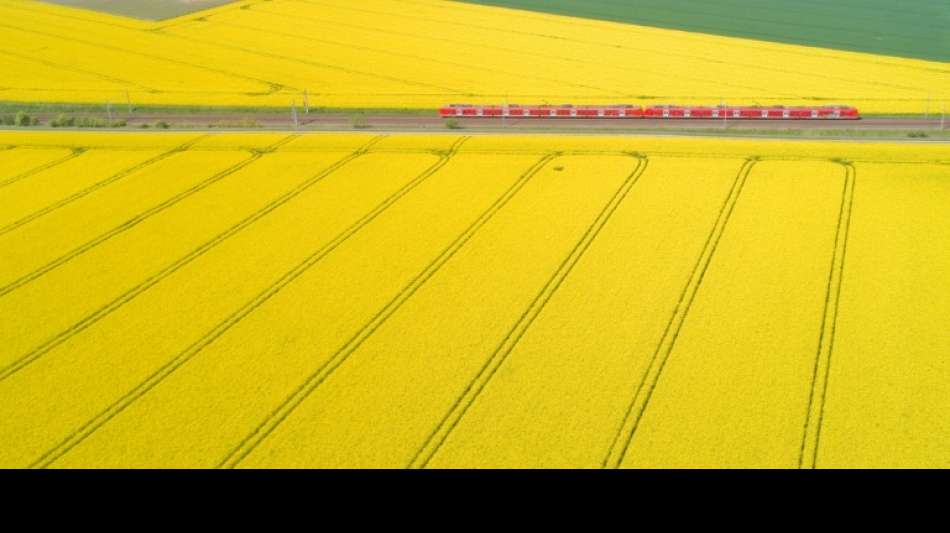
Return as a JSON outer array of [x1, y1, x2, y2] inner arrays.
[[218, 149, 558, 468], [1, 130, 948, 468], [39, 146, 562, 468], [0, 138, 294, 299], [410, 154, 649, 469], [799, 163, 856, 469], [0, 135, 387, 384], [611, 158, 859, 467], [0, 136, 209, 236], [0, 21, 286, 97], [229, 153, 650, 467], [0, 0, 947, 469], [603, 157, 755, 468], [0, 147, 86, 189], [30, 137, 468, 468]]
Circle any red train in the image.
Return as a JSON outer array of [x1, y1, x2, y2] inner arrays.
[[438, 104, 860, 120]]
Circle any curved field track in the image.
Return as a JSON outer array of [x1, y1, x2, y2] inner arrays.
[[0, 130, 948, 469]]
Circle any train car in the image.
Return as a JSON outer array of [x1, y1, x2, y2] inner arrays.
[[642, 104, 860, 120], [439, 104, 860, 120], [437, 104, 644, 118]]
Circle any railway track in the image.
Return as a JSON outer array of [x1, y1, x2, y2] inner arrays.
[[17, 112, 949, 136]]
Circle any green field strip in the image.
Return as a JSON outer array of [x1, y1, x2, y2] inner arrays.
[[816, 163, 950, 468], [49, 152, 558, 469], [0, 147, 84, 189], [424, 157, 742, 468], [0, 148, 442, 469], [0, 150, 165, 233], [0, 150, 354, 376], [231, 154, 640, 468], [799, 163, 855, 468], [616, 160, 847, 468], [457, 0, 950, 62], [0, 149, 256, 296]]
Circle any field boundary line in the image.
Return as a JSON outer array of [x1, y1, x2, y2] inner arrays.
[[0, 135, 208, 237], [218, 149, 559, 469], [602, 157, 757, 468], [410, 153, 650, 469], [0, 135, 380, 383], [0, 135, 295, 300], [31, 136, 464, 469], [799, 161, 856, 468], [0, 148, 87, 189]]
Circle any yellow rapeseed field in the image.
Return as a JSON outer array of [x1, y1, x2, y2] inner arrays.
[[0, 0, 945, 113], [818, 162, 950, 468], [619, 160, 847, 468], [0, 130, 947, 469]]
